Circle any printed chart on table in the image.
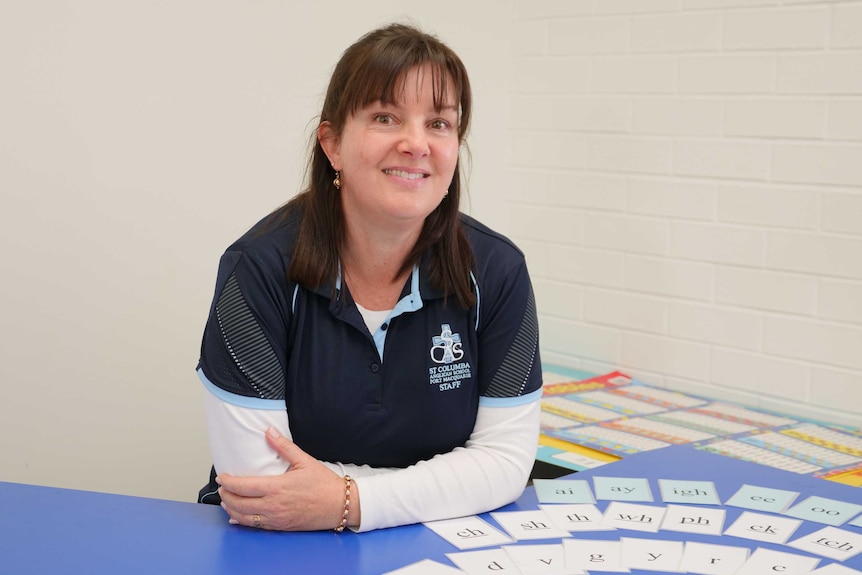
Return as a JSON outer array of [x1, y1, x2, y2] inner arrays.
[[538, 369, 862, 485]]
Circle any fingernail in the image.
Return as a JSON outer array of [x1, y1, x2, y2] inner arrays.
[[215, 475, 222, 485], [266, 427, 280, 439], [229, 518, 238, 525]]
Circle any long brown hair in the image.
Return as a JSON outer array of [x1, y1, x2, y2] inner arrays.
[[280, 23, 476, 308]]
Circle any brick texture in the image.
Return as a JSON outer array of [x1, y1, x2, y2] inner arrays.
[[512, 0, 862, 422]]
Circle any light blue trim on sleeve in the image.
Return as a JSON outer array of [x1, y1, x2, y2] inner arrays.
[[479, 387, 543, 407], [470, 271, 480, 331], [197, 368, 285, 411]]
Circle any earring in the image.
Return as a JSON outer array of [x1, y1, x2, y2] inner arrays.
[[333, 170, 341, 190]]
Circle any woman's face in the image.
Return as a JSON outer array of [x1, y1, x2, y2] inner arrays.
[[321, 65, 460, 235]]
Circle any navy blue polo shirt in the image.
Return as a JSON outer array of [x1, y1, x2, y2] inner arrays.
[[197, 210, 542, 469]]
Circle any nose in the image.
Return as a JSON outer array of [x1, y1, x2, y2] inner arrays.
[[397, 122, 430, 158]]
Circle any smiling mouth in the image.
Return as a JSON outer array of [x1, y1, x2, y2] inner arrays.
[[383, 169, 428, 180]]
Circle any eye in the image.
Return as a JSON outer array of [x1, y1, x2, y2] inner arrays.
[[429, 119, 451, 130], [374, 113, 394, 125]]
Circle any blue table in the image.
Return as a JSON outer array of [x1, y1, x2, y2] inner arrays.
[[3, 446, 861, 574], [2, 479, 468, 574]]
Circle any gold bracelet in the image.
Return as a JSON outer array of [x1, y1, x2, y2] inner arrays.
[[334, 475, 352, 533]]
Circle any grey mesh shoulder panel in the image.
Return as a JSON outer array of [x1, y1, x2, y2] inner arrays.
[[484, 285, 539, 398], [215, 273, 285, 400]]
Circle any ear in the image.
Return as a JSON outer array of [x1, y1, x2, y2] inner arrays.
[[318, 121, 341, 170]]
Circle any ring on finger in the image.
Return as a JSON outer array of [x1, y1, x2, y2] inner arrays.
[[252, 514, 262, 529]]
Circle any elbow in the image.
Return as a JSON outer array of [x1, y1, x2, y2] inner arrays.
[[481, 447, 535, 511]]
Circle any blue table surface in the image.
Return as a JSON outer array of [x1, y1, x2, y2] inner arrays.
[[3, 445, 861, 574]]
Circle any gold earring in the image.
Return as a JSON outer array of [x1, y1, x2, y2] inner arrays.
[[333, 170, 341, 190]]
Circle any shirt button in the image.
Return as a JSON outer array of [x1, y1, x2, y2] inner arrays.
[[381, 323, 388, 331], [370, 363, 380, 373]]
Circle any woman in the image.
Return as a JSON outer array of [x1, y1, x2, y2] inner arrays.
[[196, 23, 542, 532]]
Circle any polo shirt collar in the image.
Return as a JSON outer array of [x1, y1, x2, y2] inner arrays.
[[308, 257, 447, 303], [392, 264, 423, 316], [321, 264, 426, 337]]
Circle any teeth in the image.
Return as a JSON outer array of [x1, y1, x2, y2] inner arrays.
[[384, 169, 426, 180]]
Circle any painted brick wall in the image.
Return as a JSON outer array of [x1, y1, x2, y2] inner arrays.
[[509, 0, 862, 426]]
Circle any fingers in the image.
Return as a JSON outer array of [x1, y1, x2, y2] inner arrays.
[[219, 486, 272, 527], [218, 486, 262, 514], [216, 474, 270, 498], [220, 503, 268, 530], [265, 427, 309, 466]]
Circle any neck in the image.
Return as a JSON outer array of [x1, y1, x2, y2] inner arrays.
[[341, 218, 421, 282], [340, 220, 420, 310]]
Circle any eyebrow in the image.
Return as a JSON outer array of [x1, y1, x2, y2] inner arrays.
[[373, 101, 459, 113]]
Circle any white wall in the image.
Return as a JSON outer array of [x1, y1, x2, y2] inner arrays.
[[0, 1, 513, 501], [510, 0, 862, 427]]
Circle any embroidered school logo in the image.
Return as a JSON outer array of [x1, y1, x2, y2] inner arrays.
[[430, 324, 464, 364], [428, 324, 472, 392]]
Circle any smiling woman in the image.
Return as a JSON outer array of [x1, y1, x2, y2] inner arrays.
[[195, 23, 543, 533]]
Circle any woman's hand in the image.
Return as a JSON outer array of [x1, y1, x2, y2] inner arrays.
[[216, 428, 361, 531]]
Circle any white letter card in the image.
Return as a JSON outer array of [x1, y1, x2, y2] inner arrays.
[[733, 547, 820, 575], [503, 544, 584, 575], [490, 510, 573, 541], [539, 503, 613, 533], [788, 526, 862, 562], [679, 541, 750, 575], [621, 537, 685, 572], [563, 539, 627, 573], [422, 516, 513, 550], [723, 510, 802, 544], [661, 504, 726, 536], [599, 501, 666, 533], [445, 548, 521, 574]]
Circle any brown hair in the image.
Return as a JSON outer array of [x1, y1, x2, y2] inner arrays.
[[280, 23, 476, 308]]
